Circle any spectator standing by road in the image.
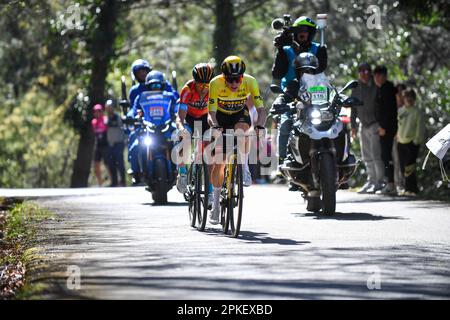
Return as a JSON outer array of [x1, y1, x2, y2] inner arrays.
[[92, 104, 111, 187], [351, 62, 385, 194], [396, 89, 425, 196], [105, 99, 126, 187], [373, 66, 398, 195]]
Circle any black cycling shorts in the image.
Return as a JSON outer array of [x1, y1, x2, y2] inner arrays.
[[216, 107, 252, 129], [185, 113, 209, 135]]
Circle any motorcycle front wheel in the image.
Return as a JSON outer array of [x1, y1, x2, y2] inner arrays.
[[319, 153, 336, 214], [152, 158, 168, 205]]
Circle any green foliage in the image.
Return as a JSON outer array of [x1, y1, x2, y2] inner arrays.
[[4, 202, 52, 241], [0, 87, 78, 188]]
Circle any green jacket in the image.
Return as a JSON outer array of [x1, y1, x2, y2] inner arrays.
[[397, 106, 425, 145]]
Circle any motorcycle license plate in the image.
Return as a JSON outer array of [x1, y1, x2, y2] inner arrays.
[[149, 107, 164, 117], [308, 86, 328, 104]]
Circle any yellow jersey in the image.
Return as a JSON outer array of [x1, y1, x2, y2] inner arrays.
[[208, 74, 263, 114]]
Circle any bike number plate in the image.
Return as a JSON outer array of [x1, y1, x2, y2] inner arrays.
[[308, 86, 328, 104], [149, 107, 164, 117]]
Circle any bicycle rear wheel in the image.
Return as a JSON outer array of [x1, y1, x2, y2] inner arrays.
[[195, 163, 209, 231], [227, 162, 243, 238], [187, 164, 196, 227], [221, 165, 230, 234]]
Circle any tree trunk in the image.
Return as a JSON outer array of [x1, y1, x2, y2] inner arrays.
[[213, 0, 235, 73], [70, 0, 118, 188]]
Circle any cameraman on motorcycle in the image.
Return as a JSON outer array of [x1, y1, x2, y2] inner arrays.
[[272, 16, 328, 191]]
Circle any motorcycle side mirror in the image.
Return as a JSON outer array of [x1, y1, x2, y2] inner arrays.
[[343, 96, 363, 107], [270, 84, 284, 94], [339, 80, 358, 94]]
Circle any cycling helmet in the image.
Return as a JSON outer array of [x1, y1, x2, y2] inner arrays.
[[145, 70, 165, 91], [131, 59, 152, 82], [293, 52, 319, 73], [292, 16, 317, 42], [220, 56, 246, 76], [192, 63, 214, 83]]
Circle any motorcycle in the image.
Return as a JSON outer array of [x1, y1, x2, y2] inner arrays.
[[270, 77, 362, 214], [130, 109, 177, 205]]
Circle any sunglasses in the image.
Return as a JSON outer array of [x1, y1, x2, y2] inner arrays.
[[225, 76, 243, 84]]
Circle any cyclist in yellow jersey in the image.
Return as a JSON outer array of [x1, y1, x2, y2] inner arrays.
[[208, 56, 267, 224]]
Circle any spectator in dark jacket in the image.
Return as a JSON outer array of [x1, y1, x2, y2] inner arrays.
[[373, 65, 398, 195]]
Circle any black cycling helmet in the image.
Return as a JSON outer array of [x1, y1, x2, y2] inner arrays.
[[293, 52, 319, 73], [192, 63, 214, 83]]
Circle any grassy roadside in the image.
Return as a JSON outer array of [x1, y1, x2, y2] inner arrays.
[[0, 198, 53, 299]]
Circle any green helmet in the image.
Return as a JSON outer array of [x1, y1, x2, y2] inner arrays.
[[292, 16, 317, 42]]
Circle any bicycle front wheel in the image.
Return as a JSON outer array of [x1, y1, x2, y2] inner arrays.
[[195, 163, 209, 231], [227, 162, 243, 238], [187, 164, 196, 227]]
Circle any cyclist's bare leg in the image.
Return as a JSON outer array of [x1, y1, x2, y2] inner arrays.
[[234, 122, 251, 186], [210, 147, 226, 223]]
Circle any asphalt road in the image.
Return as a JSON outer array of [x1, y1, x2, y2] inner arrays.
[[1, 185, 449, 299]]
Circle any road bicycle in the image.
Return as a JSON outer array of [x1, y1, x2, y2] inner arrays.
[[219, 132, 261, 238]]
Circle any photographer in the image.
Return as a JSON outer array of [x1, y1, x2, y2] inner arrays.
[[272, 16, 328, 89]]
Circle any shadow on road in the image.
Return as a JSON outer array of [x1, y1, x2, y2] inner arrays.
[[142, 201, 188, 207], [201, 228, 310, 246], [292, 211, 406, 221], [338, 196, 419, 204], [237, 231, 311, 245]]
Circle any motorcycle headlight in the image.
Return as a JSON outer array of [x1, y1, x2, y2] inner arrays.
[[144, 136, 153, 146], [311, 109, 321, 119], [311, 109, 322, 125]]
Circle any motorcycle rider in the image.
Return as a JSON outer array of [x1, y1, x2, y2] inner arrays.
[[126, 59, 178, 185], [175, 63, 214, 195], [272, 15, 328, 191], [272, 52, 357, 212], [128, 70, 178, 184]]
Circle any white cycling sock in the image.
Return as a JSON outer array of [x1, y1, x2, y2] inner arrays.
[[243, 153, 249, 172], [213, 187, 221, 211]]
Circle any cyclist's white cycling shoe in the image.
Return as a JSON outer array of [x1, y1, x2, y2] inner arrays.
[[176, 174, 188, 194], [243, 168, 252, 187], [209, 206, 220, 225]]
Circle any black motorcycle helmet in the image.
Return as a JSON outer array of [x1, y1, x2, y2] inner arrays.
[[293, 52, 319, 74], [145, 71, 165, 91]]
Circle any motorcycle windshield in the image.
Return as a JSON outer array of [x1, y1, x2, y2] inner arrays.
[[138, 91, 172, 126]]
